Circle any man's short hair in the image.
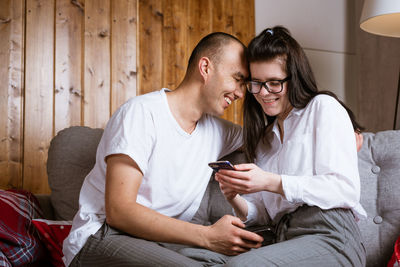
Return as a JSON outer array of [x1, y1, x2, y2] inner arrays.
[[187, 32, 245, 72]]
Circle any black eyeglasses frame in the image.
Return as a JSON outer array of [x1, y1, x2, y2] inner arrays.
[[246, 76, 291, 94]]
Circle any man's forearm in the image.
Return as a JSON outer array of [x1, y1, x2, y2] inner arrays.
[[106, 201, 208, 248]]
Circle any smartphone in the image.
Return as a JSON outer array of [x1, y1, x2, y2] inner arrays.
[[208, 160, 235, 172], [245, 225, 275, 246]]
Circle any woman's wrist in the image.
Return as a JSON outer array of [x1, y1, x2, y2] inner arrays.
[[264, 173, 284, 195], [272, 174, 284, 195], [229, 195, 248, 221]]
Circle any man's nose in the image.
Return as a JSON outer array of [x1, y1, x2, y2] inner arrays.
[[234, 84, 245, 99]]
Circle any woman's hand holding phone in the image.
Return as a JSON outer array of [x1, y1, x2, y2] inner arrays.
[[215, 163, 284, 196]]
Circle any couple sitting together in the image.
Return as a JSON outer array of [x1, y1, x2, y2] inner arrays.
[[63, 26, 366, 266]]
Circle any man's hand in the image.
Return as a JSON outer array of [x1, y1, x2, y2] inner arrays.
[[202, 215, 263, 255]]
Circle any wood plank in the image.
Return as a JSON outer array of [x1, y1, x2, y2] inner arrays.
[[211, 0, 236, 123], [0, 0, 24, 189], [83, 0, 111, 128], [111, 0, 137, 113], [55, 0, 84, 133], [187, 0, 212, 56], [162, 0, 187, 89], [0, 0, 14, 186], [24, 0, 54, 194], [232, 0, 255, 125], [138, 0, 162, 95], [211, 0, 233, 33], [232, 0, 254, 53]]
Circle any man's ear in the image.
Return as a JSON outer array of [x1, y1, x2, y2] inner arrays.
[[198, 57, 212, 81]]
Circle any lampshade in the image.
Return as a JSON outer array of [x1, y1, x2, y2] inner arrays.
[[360, 0, 400, 37]]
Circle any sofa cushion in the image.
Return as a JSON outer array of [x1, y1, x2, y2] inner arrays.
[[47, 126, 103, 220], [357, 130, 400, 267]]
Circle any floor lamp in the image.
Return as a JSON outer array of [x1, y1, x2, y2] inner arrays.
[[360, 0, 400, 130]]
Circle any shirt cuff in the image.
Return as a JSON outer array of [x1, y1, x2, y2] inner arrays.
[[235, 198, 258, 225], [281, 174, 303, 204]]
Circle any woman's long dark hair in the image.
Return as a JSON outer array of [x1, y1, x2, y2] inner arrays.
[[243, 26, 363, 162]]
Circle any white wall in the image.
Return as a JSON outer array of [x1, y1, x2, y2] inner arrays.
[[254, 0, 356, 105]]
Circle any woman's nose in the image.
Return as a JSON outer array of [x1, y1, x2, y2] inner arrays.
[[258, 86, 270, 97]]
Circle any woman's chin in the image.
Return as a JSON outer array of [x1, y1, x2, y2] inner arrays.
[[263, 108, 279, 117]]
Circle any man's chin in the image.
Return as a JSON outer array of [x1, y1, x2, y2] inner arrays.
[[218, 107, 228, 116], [208, 109, 225, 117], [208, 103, 229, 117]]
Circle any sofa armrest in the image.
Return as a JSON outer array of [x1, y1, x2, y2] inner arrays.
[[35, 194, 55, 220]]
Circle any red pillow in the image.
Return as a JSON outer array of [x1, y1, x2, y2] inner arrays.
[[0, 189, 46, 266], [32, 219, 72, 267], [388, 235, 400, 267]]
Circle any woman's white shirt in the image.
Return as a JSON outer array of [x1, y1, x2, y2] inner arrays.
[[244, 94, 367, 226]]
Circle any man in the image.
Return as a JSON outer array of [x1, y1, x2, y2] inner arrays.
[[63, 32, 263, 266]]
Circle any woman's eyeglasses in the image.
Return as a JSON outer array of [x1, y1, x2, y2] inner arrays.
[[245, 76, 291, 94]]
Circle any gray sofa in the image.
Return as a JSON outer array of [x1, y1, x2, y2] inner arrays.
[[37, 126, 400, 267]]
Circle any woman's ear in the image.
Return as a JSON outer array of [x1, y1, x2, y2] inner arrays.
[[355, 132, 363, 152], [198, 56, 211, 81]]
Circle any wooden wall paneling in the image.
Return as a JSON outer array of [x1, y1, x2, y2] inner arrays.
[[138, 0, 163, 95], [211, 0, 233, 33], [0, 0, 256, 192], [111, 0, 137, 114], [232, 0, 255, 125], [232, 0, 254, 52], [0, 0, 11, 187], [187, 0, 212, 55], [55, 0, 84, 133], [211, 0, 236, 123], [83, 0, 111, 128], [0, 0, 25, 189], [162, 0, 187, 90], [24, 0, 54, 194]]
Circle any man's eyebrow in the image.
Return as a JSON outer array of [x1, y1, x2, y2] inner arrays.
[[234, 72, 246, 79]]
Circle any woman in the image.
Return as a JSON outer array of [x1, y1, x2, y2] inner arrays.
[[215, 26, 366, 266]]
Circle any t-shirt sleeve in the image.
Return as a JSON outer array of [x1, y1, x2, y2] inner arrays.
[[102, 100, 156, 175], [216, 118, 243, 158]]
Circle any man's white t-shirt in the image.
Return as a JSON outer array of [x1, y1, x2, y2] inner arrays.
[[62, 88, 242, 265]]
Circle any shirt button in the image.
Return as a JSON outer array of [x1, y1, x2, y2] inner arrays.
[[373, 216, 383, 224], [371, 166, 380, 174]]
